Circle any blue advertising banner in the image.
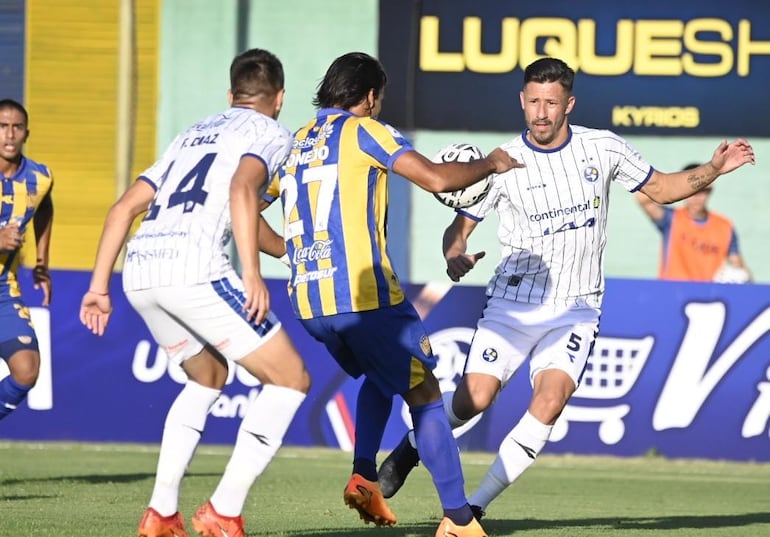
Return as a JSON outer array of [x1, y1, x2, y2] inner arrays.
[[378, 0, 770, 136], [2, 269, 770, 461]]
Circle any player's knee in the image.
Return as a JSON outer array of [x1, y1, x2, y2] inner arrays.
[[183, 349, 229, 389], [455, 374, 498, 419], [277, 347, 312, 393], [256, 372, 311, 393], [240, 351, 312, 393], [12, 369, 38, 388], [277, 367, 311, 393], [403, 372, 441, 407], [6, 351, 40, 386], [456, 395, 489, 421], [530, 391, 570, 424], [251, 330, 312, 392], [530, 368, 575, 423]]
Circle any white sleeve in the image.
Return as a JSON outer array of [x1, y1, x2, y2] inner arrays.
[[456, 173, 502, 221], [245, 121, 292, 177], [611, 134, 654, 192]]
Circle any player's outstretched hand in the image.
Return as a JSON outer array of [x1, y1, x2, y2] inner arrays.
[[446, 251, 485, 282], [242, 273, 270, 325], [79, 291, 113, 336], [486, 147, 526, 174], [710, 138, 755, 175]]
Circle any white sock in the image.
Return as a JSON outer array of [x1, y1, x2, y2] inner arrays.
[[210, 385, 306, 517], [149, 381, 221, 516], [407, 391, 468, 449], [468, 411, 552, 509]]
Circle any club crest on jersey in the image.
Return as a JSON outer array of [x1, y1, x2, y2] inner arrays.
[[583, 166, 599, 183], [293, 122, 334, 149], [386, 124, 405, 140], [420, 335, 432, 356], [320, 122, 334, 138], [482, 348, 498, 362]]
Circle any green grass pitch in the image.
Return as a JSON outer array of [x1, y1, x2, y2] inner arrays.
[[1, 441, 769, 536]]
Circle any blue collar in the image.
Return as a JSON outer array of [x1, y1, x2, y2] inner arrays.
[[521, 126, 573, 153], [0, 156, 27, 182]]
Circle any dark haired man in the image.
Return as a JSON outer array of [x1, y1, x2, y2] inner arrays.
[[267, 51, 521, 537], [378, 56, 756, 521], [80, 48, 311, 537], [0, 98, 54, 423]]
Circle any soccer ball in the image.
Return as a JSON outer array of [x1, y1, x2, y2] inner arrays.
[[431, 143, 492, 209]]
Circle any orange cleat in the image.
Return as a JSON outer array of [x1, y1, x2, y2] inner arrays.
[[435, 515, 488, 537], [343, 473, 397, 527], [191, 501, 245, 537], [137, 507, 188, 537]]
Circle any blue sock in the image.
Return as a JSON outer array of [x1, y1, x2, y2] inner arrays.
[[0, 375, 32, 421], [352, 378, 392, 481], [411, 399, 471, 516]]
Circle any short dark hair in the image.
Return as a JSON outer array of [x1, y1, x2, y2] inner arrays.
[[313, 52, 387, 109], [0, 98, 28, 125], [523, 57, 575, 93], [683, 163, 700, 171], [229, 48, 284, 100]]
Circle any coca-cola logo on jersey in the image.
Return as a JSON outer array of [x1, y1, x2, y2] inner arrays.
[[292, 239, 333, 265]]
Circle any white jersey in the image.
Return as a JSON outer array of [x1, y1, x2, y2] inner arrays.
[[460, 125, 652, 308], [123, 107, 291, 291]]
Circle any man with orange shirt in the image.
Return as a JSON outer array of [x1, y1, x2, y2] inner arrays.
[[636, 163, 751, 282]]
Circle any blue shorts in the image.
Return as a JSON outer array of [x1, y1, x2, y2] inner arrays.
[[0, 296, 39, 359], [300, 300, 436, 397]]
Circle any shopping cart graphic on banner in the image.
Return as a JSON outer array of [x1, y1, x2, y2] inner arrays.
[[551, 335, 655, 445]]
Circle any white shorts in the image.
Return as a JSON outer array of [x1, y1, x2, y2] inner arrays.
[[464, 297, 600, 388], [125, 271, 281, 365]]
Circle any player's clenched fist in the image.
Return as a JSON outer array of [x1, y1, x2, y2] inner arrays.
[[446, 251, 485, 282], [0, 224, 23, 251]]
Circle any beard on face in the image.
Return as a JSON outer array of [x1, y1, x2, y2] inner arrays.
[[529, 124, 554, 145]]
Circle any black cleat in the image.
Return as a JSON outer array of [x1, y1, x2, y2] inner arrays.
[[470, 505, 486, 521], [377, 433, 420, 498]]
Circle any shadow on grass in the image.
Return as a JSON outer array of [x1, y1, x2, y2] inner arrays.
[[257, 522, 437, 536], [0, 471, 221, 486], [264, 512, 770, 536], [0, 493, 57, 501], [487, 512, 770, 532]]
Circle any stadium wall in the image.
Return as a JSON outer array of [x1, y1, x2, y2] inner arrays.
[[22, 0, 159, 269]]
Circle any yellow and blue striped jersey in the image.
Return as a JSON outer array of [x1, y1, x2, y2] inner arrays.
[[274, 108, 413, 319], [0, 156, 54, 299]]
